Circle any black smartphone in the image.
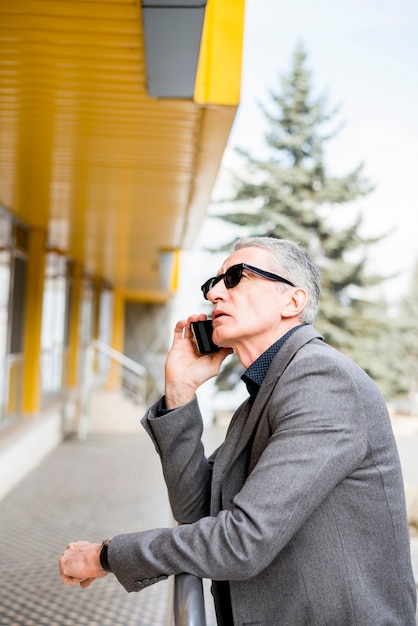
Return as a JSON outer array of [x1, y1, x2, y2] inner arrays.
[[190, 320, 220, 354]]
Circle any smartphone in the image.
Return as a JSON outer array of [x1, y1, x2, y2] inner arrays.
[[190, 319, 220, 354]]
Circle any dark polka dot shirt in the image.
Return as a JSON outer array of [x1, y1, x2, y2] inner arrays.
[[241, 324, 305, 398]]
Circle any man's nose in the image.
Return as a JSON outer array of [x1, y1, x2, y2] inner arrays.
[[207, 279, 226, 302]]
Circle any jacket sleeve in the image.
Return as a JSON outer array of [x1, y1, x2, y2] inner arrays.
[[141, 397, 215, 523]]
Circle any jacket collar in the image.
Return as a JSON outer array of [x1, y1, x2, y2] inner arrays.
[[263, 324, 323, 388]]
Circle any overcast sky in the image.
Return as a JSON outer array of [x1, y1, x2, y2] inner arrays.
[[201, 0, 418, 300]]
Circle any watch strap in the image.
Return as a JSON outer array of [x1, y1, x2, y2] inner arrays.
[[99, 538, 112, 573]]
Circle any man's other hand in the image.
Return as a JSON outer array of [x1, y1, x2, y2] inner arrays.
[[59, 541, 108, 588]]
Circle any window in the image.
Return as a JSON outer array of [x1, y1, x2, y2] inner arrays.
[[40, 252, 69, 401]]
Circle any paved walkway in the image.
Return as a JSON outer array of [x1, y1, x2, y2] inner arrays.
[[0, 392, 417, 625]]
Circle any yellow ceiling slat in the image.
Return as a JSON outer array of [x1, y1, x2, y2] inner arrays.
[[0, 57, 145, 75], [0, 76, 148, 95], [0, 40, 142, 62], [1, 0, 139, 20], [0, 29, 143, 48]]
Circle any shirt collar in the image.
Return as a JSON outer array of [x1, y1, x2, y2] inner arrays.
[[241, 324, 305, 397]]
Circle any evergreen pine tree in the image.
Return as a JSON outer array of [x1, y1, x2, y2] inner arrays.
[[212, 45, 392, 391]]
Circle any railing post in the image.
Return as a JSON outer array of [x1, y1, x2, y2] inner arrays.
[[173, 574, 207, 626]]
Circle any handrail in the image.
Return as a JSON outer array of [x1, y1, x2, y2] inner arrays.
[[74, 341, 147, 439], [173, 574, 207, 626], [92, 339, 147, 377], [92, 339, 147, 404]]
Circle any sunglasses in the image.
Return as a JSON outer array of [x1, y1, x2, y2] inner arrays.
[[201, 263, 295, 300]]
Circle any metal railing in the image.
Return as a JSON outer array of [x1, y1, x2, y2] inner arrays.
[[173, 574, 207, 626], [73, 340, 147, 440], [92, 339, 147, 403]]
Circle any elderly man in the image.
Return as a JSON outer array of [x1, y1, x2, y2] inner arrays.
[[60, 236, 416, 625]]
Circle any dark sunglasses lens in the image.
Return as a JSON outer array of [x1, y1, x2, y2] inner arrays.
[[202, 276, 219, 299], [224, 265, 243, 289], [201, 280, 211, 299], [201, 265, 243, 298]]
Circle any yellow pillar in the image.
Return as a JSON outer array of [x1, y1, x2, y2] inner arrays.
[[22, 229, 46, 414], [111, 288, 124, 353]]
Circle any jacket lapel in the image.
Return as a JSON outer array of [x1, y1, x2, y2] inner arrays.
[[227, 325, 323, 470]]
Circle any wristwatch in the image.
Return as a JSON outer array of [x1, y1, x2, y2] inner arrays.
[[99, 538, 113, 573]]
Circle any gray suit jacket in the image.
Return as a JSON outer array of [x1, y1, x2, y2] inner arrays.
[[108, 325, 417, 625]]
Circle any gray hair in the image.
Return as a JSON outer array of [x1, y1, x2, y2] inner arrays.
[[232, 236, 321, 324]]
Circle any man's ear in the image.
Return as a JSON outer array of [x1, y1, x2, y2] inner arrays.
[[281, 288, 307, 319]]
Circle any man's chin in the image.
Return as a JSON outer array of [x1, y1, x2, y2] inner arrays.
[[213, 331, 232, 350]]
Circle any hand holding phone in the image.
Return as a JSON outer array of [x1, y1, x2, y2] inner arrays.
[[190, 320, 220, 354], [164, 318, 230, 409]]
